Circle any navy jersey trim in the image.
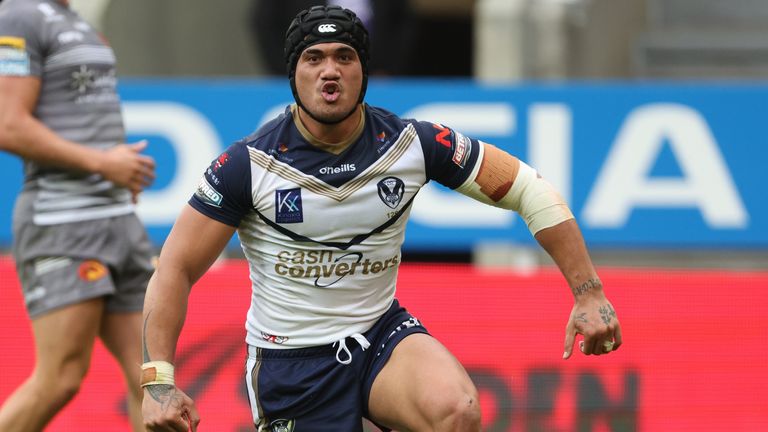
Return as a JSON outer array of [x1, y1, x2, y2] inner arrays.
[[188, 141, 254, 227], [247, 124, 417, 202], [409, 120, 480, 189], [253, 195, 416, 251]]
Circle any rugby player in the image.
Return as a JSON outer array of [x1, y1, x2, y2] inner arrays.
[[0, 0, 156, 431], [141, 5, 622, 431]]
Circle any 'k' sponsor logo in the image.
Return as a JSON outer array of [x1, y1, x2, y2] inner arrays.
[[275, 188, 303, 224]]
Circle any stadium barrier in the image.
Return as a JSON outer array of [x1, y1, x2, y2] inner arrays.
[[1, 258, 766, 431]]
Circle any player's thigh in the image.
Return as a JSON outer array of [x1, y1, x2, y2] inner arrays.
[[368, 333, 478, 429], [31, 298, 105, 378]]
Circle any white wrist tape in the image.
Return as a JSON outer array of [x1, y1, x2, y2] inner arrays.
[[458, 152, 573, 235], [140, 361, 175, 387]]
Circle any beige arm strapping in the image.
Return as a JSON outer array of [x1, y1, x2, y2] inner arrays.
[[457, 142, 574, 235]]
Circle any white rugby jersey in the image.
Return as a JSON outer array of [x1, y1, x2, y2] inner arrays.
[[190, 104, 482, 349]]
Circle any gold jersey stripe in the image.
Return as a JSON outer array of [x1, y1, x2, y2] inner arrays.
[[248, 124, 417, 202]]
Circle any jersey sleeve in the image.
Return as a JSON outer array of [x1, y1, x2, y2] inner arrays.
[[411, 120, 481, 189], [188, 140, 253, 227], [0, 5, 44, 77]]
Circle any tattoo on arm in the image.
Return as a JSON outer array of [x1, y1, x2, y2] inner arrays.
[[143, 309, 152, 363], [142, 311, 182, 412], [572, 278, 603, 297], [575, 312, 588, 323], [599, 304, 616, 325]]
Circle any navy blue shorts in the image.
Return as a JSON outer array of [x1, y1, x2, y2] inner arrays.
[[244, 299, 428, 431]]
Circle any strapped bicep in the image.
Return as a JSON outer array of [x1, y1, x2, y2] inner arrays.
[[457, 142, 574, 234], [456, 142, 520, 205]]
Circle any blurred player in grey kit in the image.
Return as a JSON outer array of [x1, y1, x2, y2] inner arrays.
[[0, 0, 155, 430]]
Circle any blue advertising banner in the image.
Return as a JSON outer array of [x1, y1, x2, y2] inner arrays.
[[0, 79, 764, 251]]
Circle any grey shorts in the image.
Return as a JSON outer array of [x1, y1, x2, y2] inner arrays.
[[12, 213, 154, 318]]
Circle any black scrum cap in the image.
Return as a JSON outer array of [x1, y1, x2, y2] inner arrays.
[[284, 5, 370, 106]]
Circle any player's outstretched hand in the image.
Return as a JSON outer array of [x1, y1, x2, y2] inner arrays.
[[142, 385, 200, 432], [98, 140, 156, 202], [563, 289, 622, 359]]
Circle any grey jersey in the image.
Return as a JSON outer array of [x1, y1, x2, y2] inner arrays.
[[0, 0, 132, 225]]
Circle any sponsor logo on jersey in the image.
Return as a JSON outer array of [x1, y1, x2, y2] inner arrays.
[[432, 123, 452, 148], [78, 260, 108, 282], [319, 163, 356, 175], [268, 146, 294, 163], [316, 23, 338, 33], [376, 130, 398, 154], [261, 332, 289, 345], [0, 37, 30, 76], [269, 419, 295, 432], [70, 65, 96, 93], [206, 168, 221, 185], [212, 152, 229, 172], [58, 31, 84, 44], [275, 250, 400, 288], [452, 132, 471, 168], [37, 3, 60, 19], [377, 176, 404, 208], [195, 177, 223, 207], [74, 22, 92, 31], [275, 188, 303, 224], [24, 286, 47, 303], [69, 65, 118, 104]]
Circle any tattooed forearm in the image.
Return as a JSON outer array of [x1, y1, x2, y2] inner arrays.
[[572, 278, 603, 297], [599, 304, 616, 325], [143, 309, 152, 363], [146, 384, 175, 404]]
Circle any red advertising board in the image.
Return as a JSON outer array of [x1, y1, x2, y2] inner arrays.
[[1, 257, 767, 431]]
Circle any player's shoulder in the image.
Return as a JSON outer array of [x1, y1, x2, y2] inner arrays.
[[397, 116, 458, 149], [366, 106, 443, 139], [0, 0, 45, 28], [403, 117, 443, 134], [365, 104, 417, 138]]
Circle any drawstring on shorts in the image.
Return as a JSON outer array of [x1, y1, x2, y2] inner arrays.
[[333, 333, 370, 365]]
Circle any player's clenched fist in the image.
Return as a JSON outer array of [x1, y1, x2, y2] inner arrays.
[[142, 385, 200, 432]]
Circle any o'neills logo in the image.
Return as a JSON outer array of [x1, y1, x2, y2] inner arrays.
[[319, 163, 355, 175], [275, 250, 400, 288]]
